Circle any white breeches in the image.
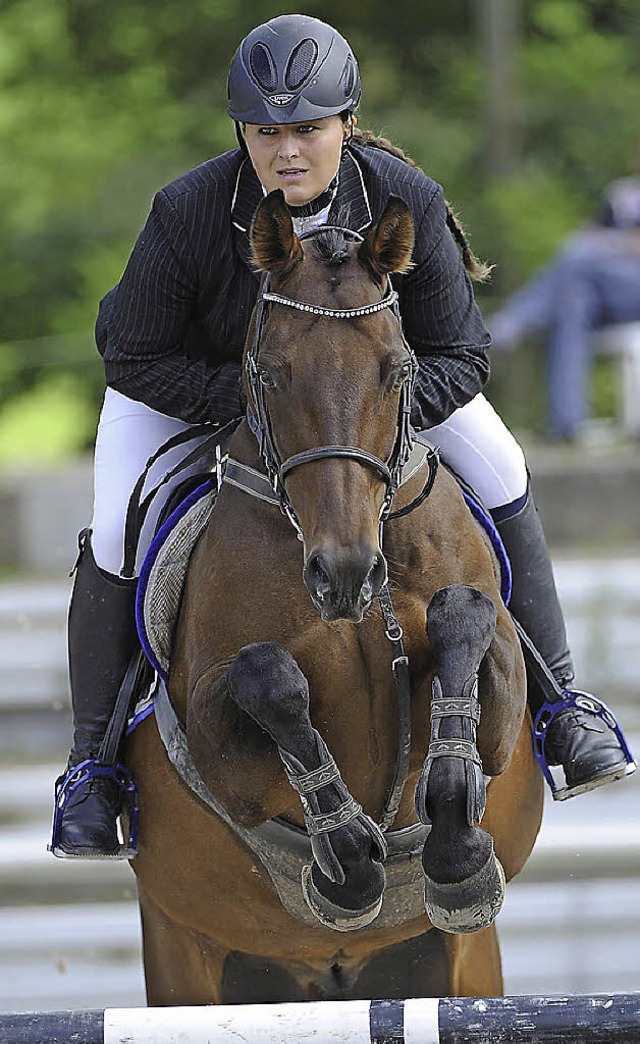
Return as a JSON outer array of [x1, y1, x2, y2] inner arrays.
[[91, 388, 210, 576], [426, 393, 528, 508], [91, 388, 528, 577]]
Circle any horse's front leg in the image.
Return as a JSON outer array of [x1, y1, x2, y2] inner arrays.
[[192, 642, 387, 932], [416, 584, 507, 935]]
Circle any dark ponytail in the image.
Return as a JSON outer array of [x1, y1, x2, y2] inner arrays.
[[351, 127, 493, 282]]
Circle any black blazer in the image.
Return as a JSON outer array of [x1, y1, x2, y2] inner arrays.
[[96, 142, 491, 428]]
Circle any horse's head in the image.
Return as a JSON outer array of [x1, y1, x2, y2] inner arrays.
[[247, 189, 415, 623]]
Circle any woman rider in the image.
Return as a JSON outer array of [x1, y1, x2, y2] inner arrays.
[[51, 14, 634, 858]]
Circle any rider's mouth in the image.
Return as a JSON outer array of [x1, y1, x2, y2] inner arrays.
[[277, 168, 308, 180]]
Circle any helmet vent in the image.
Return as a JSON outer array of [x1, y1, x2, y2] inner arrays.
[[341, 57, 356, 99], [285, 39, 318, 91], [249, 43, 278, 93]]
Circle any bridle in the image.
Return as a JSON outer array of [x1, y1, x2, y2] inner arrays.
[[245, 226, 421, 542]]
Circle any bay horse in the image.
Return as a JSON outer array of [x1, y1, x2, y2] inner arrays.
[[126, 190, 543, 1004]]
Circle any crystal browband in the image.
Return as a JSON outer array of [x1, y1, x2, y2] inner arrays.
[[261, 289, 399, 319]]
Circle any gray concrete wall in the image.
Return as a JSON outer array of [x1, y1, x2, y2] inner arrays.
[[0, 449, 638, 576], [530, 447, 640, 550], [0, 461, 93, 576]]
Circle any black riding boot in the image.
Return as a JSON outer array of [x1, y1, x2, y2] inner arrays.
[[494, 489, 635, 800], [50, 529, 140, 857]]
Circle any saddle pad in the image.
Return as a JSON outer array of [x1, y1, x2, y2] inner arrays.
[[461, 489, 512, 607], [135, 478, 216, 681]]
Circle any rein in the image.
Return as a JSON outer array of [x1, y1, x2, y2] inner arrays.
[[243, 227, 439, 831]]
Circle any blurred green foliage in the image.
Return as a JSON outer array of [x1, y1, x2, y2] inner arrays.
[[1, 0, 639, 461]]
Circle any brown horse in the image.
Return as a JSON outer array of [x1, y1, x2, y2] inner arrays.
[[126, 191, 543, 1005]]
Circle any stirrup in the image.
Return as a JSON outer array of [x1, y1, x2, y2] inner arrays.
[[49, 757, 140, 859], [533, 690, 637, 801]]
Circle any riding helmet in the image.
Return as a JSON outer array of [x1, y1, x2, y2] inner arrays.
[[227, 14, 361, 125]]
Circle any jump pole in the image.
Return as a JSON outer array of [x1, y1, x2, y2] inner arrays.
[[1, 993, 639, 1043]]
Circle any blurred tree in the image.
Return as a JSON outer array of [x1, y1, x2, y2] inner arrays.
[[0, 0, 638, 456]]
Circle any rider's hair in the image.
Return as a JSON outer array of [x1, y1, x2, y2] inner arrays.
[[349, 124, 493, 283]]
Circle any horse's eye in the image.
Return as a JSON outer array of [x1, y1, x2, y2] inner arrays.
[[390, 363, 412, 391], [257, 367, 277, 390]]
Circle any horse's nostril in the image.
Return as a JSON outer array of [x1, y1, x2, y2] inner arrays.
[[365, 554, 387, 598], [307, 553, 331, 602]]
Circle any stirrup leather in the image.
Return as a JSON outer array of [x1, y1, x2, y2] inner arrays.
[[533, 690, 637, 800], [49, 757, 140, 858]]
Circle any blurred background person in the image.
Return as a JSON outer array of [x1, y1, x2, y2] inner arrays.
[[489, 161, 640, 442]]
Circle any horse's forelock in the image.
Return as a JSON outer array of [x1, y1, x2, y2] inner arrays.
[[309, 204, 355, 268], [311, 227, 352, 267]]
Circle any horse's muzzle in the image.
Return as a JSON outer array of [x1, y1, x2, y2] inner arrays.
[[304, 547, 387, 623]]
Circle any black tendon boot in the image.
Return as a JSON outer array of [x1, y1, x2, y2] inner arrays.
[[50, 530, 141, 858], [494, 489, 636, 800]]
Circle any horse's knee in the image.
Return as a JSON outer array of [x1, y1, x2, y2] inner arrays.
[[228, 642, 307, 699], [227, 642, 310, 728], [427, 585, 496, 662]]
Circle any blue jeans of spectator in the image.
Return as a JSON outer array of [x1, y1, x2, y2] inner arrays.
[[493, 235, 640, 436]]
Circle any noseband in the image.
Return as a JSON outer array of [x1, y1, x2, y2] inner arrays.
[[246, 226, 419, 540]]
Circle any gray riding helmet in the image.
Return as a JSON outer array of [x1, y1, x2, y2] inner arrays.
[[227, 14, 361, 125]]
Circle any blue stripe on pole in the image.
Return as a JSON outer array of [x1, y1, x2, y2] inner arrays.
[[369, 999, 405, 1042], [0, 1009, 104, 1043], [438, 993, 640, 1043]]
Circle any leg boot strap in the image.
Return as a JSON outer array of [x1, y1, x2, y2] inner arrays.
[[279, 733, 387, 885], [415, 675, 486, 828]]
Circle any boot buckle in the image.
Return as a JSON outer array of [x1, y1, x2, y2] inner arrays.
[[49, 757, 140, 859]]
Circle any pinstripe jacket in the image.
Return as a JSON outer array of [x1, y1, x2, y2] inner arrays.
[[96, 142, 491, 428]]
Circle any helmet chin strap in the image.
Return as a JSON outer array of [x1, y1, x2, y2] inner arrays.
[[235, 121, 248, 153]]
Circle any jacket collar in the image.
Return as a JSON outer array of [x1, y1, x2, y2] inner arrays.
[[328, 149, 373, 233], [231, 147, 373, 270]]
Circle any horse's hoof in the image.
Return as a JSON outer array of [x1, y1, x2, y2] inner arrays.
[[423, 846, 506, 934], [301, 864, 384, 932]]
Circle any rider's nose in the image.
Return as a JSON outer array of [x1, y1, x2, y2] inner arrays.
[[277, 134, 299, 159]]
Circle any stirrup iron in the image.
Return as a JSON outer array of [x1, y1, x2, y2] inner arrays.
[[533, 690, 636, 801], [49, 758, 140, 859]]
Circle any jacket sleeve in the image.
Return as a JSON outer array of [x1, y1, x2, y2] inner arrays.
[[399, 185, 491, 430], [97, 189, 244, 425]]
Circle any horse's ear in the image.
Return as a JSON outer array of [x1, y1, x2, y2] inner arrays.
[[250, 190, 304, 273], [358, 195, 414, 277]]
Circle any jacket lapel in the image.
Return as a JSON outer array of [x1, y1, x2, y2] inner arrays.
[[231, 156, 265, 276], [329, 150, 373, 233]]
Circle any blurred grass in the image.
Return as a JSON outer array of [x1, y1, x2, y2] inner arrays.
[[0, 374, 96, 467]]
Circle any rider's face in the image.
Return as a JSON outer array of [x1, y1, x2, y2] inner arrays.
[[244, 116, 347, 207]]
